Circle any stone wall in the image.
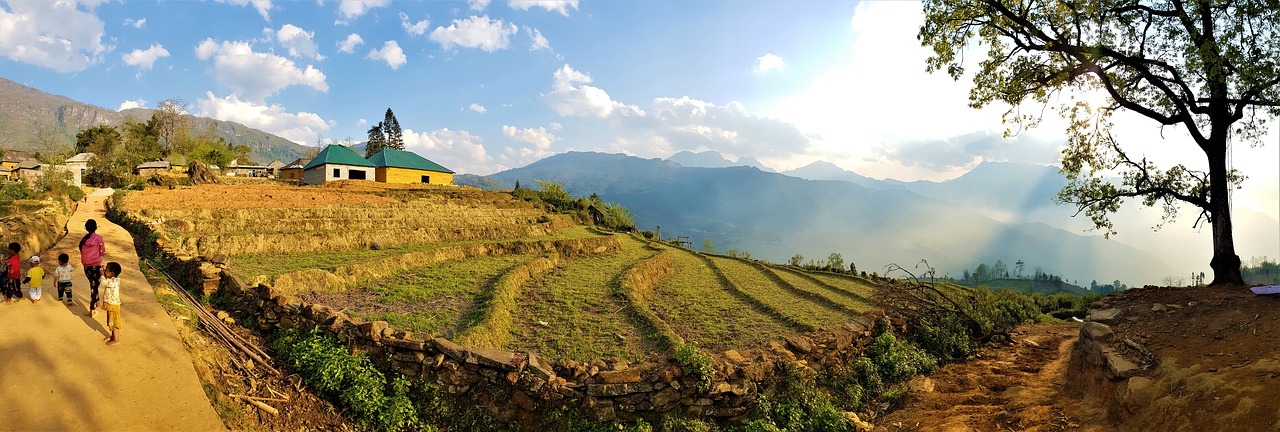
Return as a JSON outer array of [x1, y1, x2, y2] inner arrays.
[[1066, 304, 1151, 422], [0, 200, 75, 258]]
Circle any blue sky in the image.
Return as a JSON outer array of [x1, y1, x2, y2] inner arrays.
[[1, 0, 1276, 219]]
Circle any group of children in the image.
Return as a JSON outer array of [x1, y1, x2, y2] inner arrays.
[[1, 218, 124, 346]]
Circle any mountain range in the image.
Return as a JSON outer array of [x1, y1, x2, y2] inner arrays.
[[463, 151, 1186, 285], [0, 77, 309, 163]]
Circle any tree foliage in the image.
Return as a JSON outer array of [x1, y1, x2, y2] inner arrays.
[[383, 108, 404, 150], [920, 0, 1280, 285], [366, 122, 387, 158], [75, 125, 120, 155]]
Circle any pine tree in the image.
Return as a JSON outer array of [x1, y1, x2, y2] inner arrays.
[[382, 108, 404, 150], [366, 122, 386, 158]]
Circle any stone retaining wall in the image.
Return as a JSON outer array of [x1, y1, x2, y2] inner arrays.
[[0, 200, 75, 258], [1067, 304, 1151, 422]]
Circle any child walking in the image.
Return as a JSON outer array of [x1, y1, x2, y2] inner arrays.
[[3, 242, 21, 303], [102, 262, 123, 346], [55, 253, 74, 304], [79, 219, 105, 316], [24, 255, 43, 303]]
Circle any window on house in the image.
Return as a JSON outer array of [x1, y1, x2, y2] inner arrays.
[[421, 175, 430, 184], [349, 170, 367, 180], [333, 168, 341, 178]]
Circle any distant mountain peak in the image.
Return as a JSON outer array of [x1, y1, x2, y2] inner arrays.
[[735, 156, 776, 172], [666, 150, 734, 168]]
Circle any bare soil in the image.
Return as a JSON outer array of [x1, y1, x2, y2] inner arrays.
[[877, 283, 1280, 431], [125, 184, 398, 210]]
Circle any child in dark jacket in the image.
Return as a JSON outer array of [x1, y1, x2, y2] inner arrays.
[[3, 242, 21, 303]]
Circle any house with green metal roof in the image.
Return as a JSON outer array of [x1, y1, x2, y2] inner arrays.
[[300, 144, 376, 185], [367, 148, 455, 185]]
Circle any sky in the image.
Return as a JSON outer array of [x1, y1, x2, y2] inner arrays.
[[0, 0, 1276, 219]]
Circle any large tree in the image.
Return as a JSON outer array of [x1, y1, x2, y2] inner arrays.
[[366, 122, 386, 158], [920, 0, 1280, 285], [151, 98, 189, 156], [382, 108, 404, 150]]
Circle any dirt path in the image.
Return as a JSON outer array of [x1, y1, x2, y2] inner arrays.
[[0, 192, 225, 431], [877, 323, 1108, 432]]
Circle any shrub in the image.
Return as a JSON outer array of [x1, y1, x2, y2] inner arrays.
[[674, 344, 714, 393], [744, 366, 858, 432], [273, 329, 422, 431]]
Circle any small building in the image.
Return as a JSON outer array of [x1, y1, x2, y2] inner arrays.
[[301, 145, 374, 185], [265, 160, 284, 177], [15, 160, 40, 184], [65, 153, 94, 187], [2, 150, 37, 181], [279, 157, 310, 181], [228, 159, 268, 177], [367, 148, 455, 185], [135, 160, 171, 177]]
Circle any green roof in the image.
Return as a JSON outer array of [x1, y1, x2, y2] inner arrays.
[[302, 145, 375, 170], [367, 148, 454, 174]]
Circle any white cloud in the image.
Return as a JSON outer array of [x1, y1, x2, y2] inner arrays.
[[508, 0, 578, 16], [198, 91, 333, 145], [121, 43, 170, 71], [549, 122, 562, 131], [399, 12, 429, 36], [194, 38, 328, 102], [0, 0, 107, 73], [336, 33, 364, 53], [402, 128, 493, 174], [366, 40, 406, 69], [428, 15, 518, 53], [215, 0, 272, 21], [357, 118, 368, 126], [502, 125, 558, 150], [527, 27, 550, 51], [117, 99, 147, 111], [271, 24, 324, 60], [545, 64, 645, 118], [336, 0, 390, 23], [468, 0, 491, 11], [468, 103, 487, 113], [123, 17, 146, 29], [643, 96, 810, 159], [754, 53, 785, 73]]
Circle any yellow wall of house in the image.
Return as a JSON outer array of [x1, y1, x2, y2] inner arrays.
[[376, 167, 453, 185], [280, 168, 303, 180]]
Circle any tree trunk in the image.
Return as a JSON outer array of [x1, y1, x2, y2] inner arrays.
[[1206, 134, 1245, 286]]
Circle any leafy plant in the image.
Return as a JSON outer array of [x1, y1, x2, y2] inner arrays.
[[674, 344, 714, 393]]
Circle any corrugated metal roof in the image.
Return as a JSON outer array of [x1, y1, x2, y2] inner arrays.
[[302, 145, 374, 170], [367, 148, 454, 173]]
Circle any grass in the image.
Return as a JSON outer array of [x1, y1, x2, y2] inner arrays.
[[229, 226, 601, 280], [646, 247, 794, 352], [766, 266, 876, 314], [708, 256, 851, 330], [313, 254, 538, 338], [507, 235, 659, 362], [809, 272, 880, 301]]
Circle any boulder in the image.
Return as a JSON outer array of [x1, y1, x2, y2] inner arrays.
[[597, 369, 642, 384], [1081, 322, 1115, 342], [1088, 308, 1126, 325]]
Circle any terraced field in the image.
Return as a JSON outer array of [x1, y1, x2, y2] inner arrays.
[[120, 182, 884, 362]]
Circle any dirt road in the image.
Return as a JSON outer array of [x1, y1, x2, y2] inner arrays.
[[0, 192, 225, 431]]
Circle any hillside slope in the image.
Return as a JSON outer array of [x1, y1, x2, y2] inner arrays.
[[478, 152, 1172, 284], [0, 77, 309, 163]]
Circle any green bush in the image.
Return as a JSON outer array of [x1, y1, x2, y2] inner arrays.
[[674, 344, 714, 393], [273, 329, 422, 431], [743, 366, 857, 432]]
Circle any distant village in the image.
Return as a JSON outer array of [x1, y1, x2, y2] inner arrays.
[[1, 145, 454, 188]]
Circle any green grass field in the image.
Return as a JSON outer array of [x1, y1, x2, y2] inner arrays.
[[646, 247, 794, 352], [809, 272, 880, 300], [708, 256, 850, 330], [506, 235, 660, 362], [766, 266, 875, 313]]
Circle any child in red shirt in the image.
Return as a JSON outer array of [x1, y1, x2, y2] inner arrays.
[[3, 242, 21, 303]]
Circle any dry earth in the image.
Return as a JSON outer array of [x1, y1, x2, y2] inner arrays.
[[124, 183, 398, 210], [877, 283, 1280, 432]]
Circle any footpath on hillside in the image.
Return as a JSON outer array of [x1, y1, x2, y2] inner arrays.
[[0, 190, 225, 431]]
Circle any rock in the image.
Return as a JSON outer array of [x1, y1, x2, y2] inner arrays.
[[1081, 322, 1115, 342], [512, 390, 536, 411], [527, 353, 556, 381], [1105, 351, 1141, 379], [214, 311, 230, 320], [222, 317, 236, 325], [468, 347, 527, 372], [723, 350, 746, 364], [209, 253, 230, 265], [907, 376, 934, 394], [1151, 303, 1168, 312], [844, 411, 875, 431], [1088, 308, 1126, 325], [1121, 376, 1157, 412], [597, 369, 642, 384], [433, 338, 466, 361], [785, 335, 814, 354], [587, 382, 654, 397], [370, 241, 385, 251], [187, 160, 219, 184]]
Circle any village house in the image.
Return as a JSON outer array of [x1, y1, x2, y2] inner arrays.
[[300, 145, 374, 185], [265, 160, 284, 178], [2, 150, 36, 181], [15, 160, 41, 184], [367, 148, 455, 185], [65, 153, 93, 186], [228, 159, 268, 177], [279, 157, 310, 181], [135, 160, 171, 177]]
